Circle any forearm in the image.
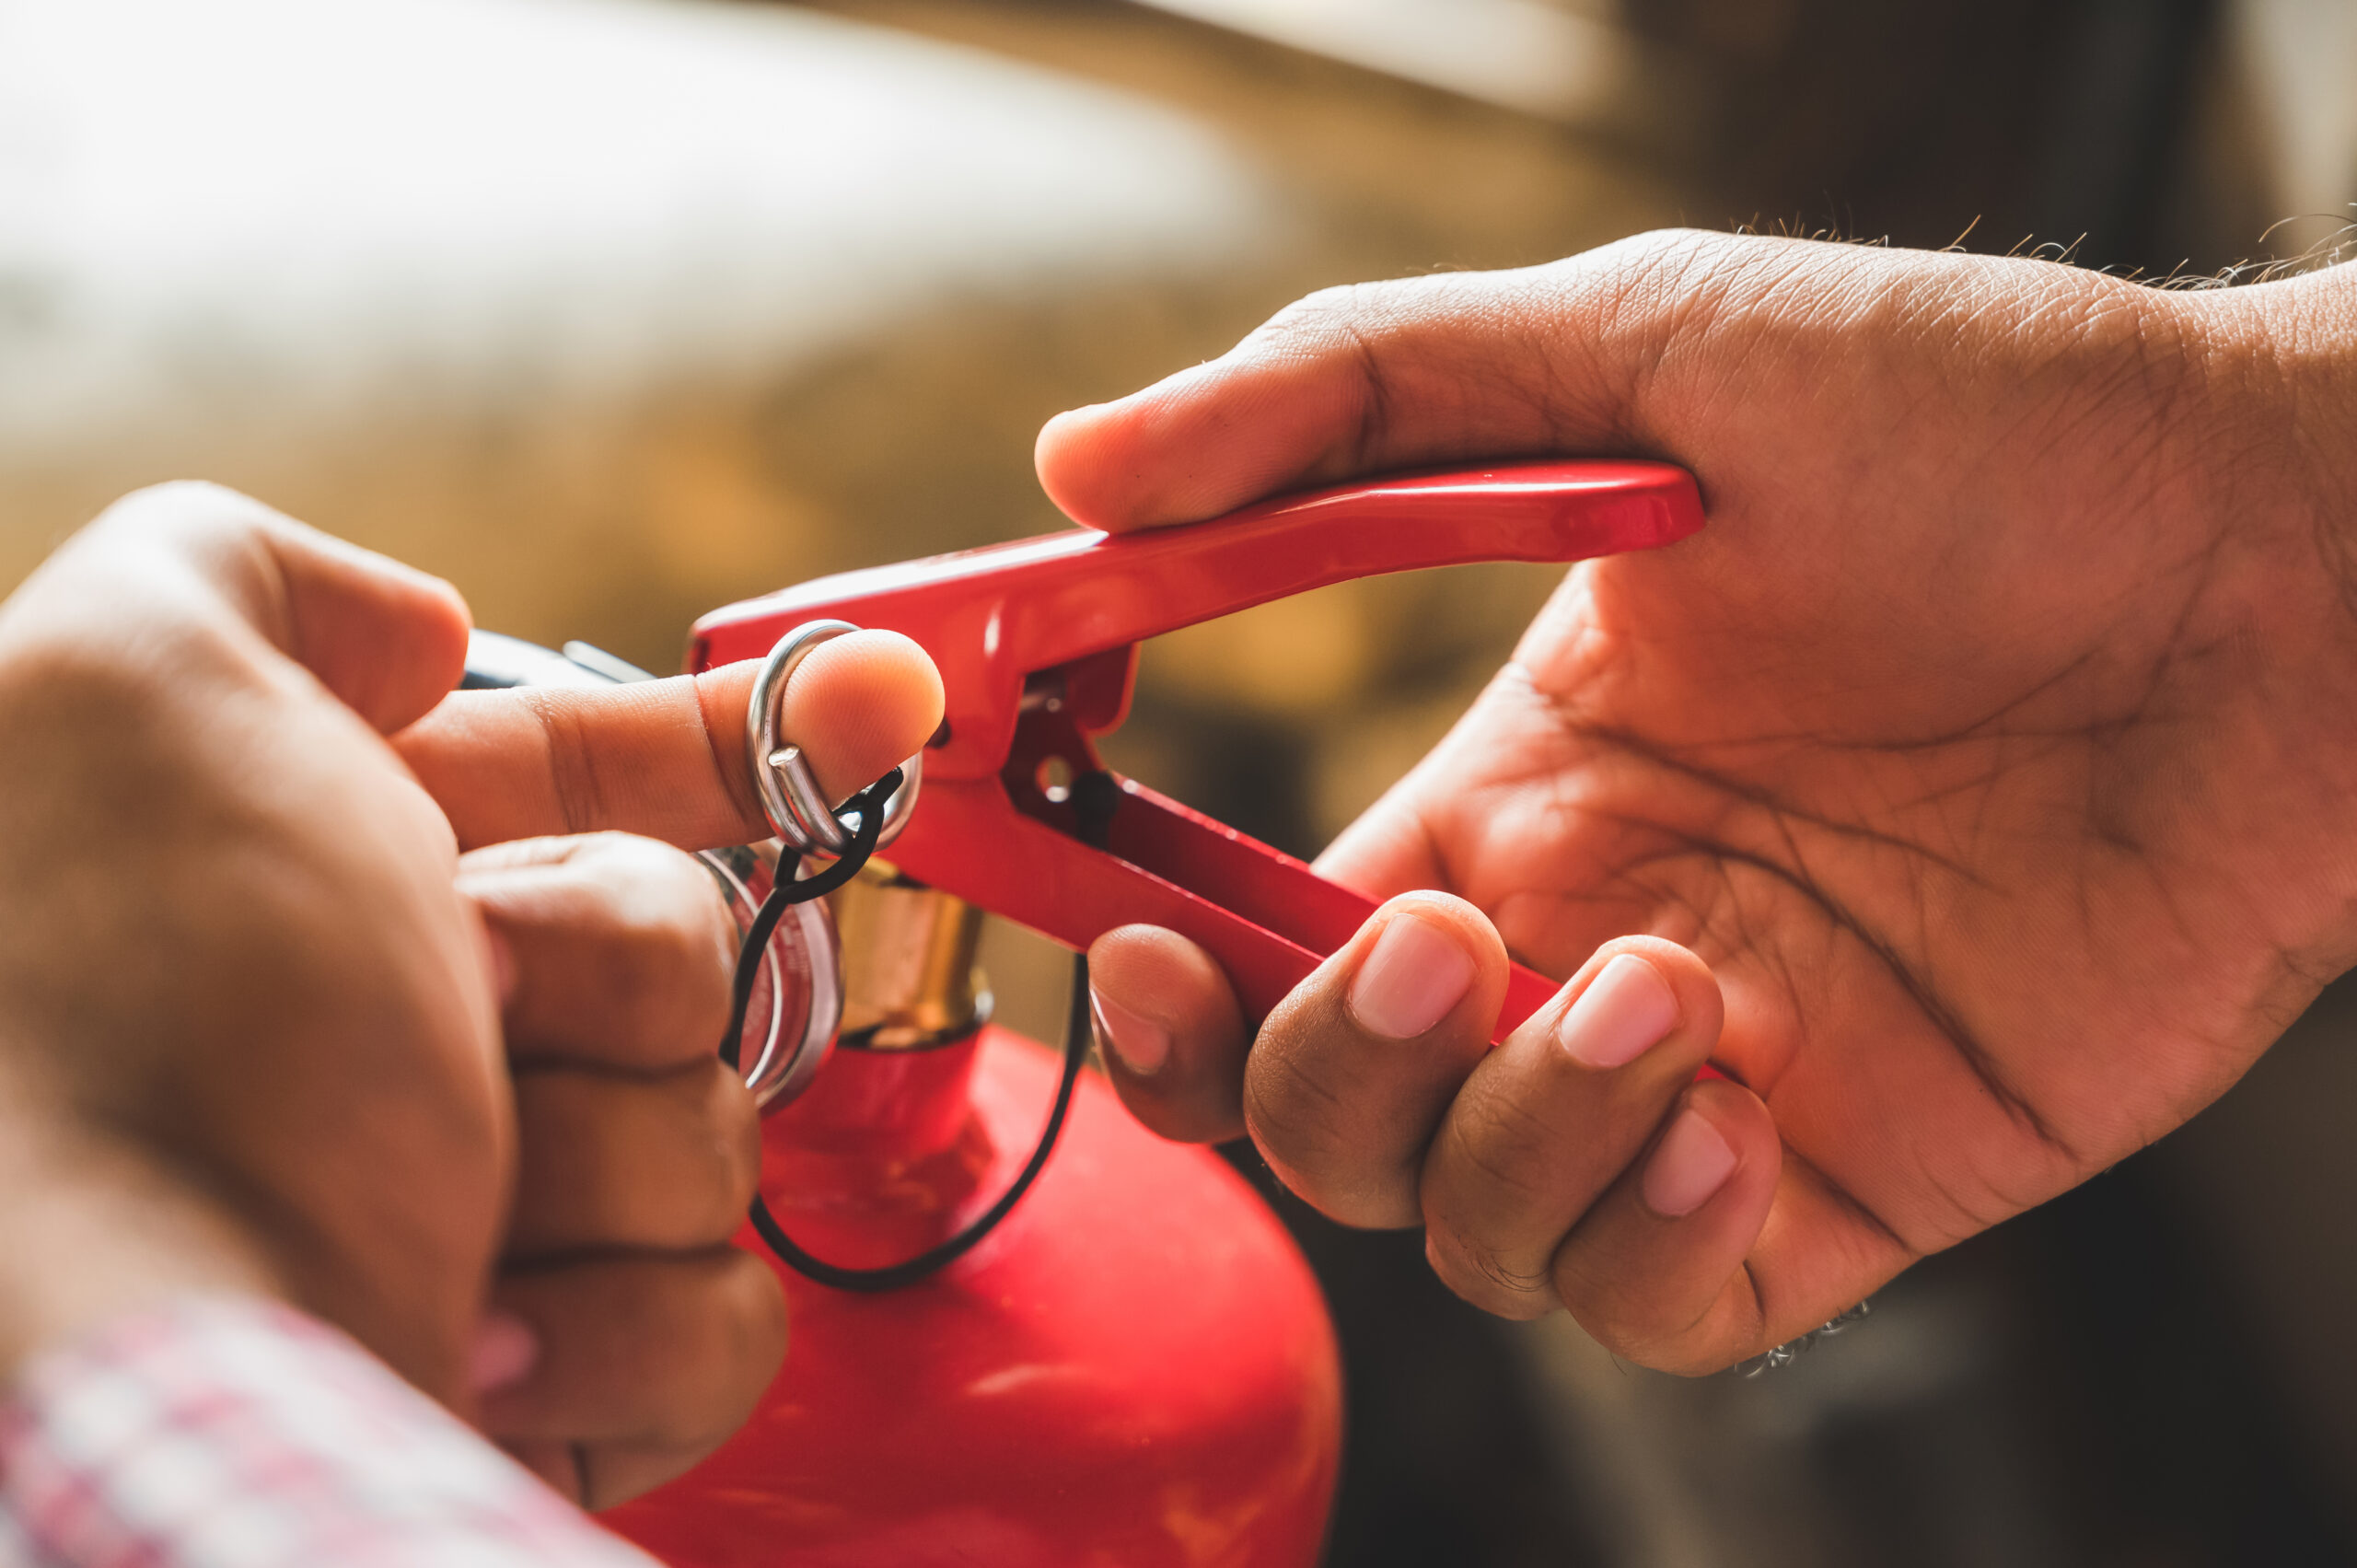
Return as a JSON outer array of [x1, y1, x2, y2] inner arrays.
[[0, 1085, 278, 1381]]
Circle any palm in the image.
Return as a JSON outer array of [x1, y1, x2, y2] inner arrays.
[[1320, 263, 2357, 1302]]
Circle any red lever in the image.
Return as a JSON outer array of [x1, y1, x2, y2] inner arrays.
[[691, 459, 1702, 1041]]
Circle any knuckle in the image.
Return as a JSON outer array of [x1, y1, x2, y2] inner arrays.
[[583, 838, 735, 1042], [1254, 280, 1409, 355], [1616, 226, 1744, 286], [689, 1058, 762, 1213], [1245, 1112, 1418, 1227], [517, 691, 605, 835], [88, 486, 291, 607], [1422, 1229, 1556, 1321], [1550, 1249, 1643, 1349], [0, 637, 153, 714], [1104, 1073, 1242, 1147], [538, 1254, 782, 1451], [671, 1253, 785, 1443], [1439, 1092, 1565, 1211], [640, 846, 737, 959], [95, 479, 261, 536], [622, 1073, 758, 1245], [667, 1068, 761, 1234], [1243, 981, 1463, 1227], [1241, 1045, 1362, 1194], [1574, 226, 1745, 339], [509, 1066, 754, 1251], [63, 484, 290, 646], [1551, 1250, 1762, 1376], [575, 830, 704, 903], [1262, 281, 1366, 332], [635, 886, 730, 989], [454, 833, 572, 877]]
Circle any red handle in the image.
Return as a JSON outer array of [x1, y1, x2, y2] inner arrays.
[[691, 459, 1705, 1044], [693, 460, 1701, 781]]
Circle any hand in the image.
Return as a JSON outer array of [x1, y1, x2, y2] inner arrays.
[[1038, 232, 2357, 1371], [0, 482, 941, 1499], [397, 529, 938, 1507], [449, 830, 771, 1508]]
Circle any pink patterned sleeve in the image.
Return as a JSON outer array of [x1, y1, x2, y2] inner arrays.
[[0, 1296, 660, 1568]]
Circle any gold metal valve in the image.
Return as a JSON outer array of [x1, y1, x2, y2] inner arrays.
[[827, 858, 991, 1051]]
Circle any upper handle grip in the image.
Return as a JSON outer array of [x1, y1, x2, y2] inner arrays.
[[691, 459, 1702, 781]]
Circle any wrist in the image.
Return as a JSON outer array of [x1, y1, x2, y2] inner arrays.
[[0, 1091, 281, 1381]]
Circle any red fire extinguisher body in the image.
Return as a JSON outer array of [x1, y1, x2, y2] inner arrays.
[[604, 1025, 1342, 1568]]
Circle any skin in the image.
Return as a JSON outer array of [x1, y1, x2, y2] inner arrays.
[[1042, 230, 2357, 1373], [0, 482, 942, 1504]]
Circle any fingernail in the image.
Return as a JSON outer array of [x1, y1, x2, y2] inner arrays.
[[1347, 913, 1477, 1040], [1643, 1108, 1737, 1218], [1091, 989, 1171, 1076], [1558, 954, 1678, 1069], [468, 1310, 539, 1395]]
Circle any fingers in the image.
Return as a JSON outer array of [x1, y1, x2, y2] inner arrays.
[[504, 1059, 759, 1257], [397, 628, 943, 852], [4, 482, 470, 734], [459, 827, 775, 1504], [1418, 940, 1723, 1318], [493, 1052, 766, 1499], [476, 1251, 786, 1509], [458, 833, 736, 1069], [1087, 924, 1253, 1144], [1090, 910, 1795, 1370], [1243, 893, 1510, 1228], [1034, 231, 1713, 530], [1548, 1077, 1782, 1374]]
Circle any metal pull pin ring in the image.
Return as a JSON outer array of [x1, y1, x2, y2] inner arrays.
[[746, 620, 923, 855]]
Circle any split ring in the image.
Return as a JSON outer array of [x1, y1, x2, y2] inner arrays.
[[746, 621, 923, 854]]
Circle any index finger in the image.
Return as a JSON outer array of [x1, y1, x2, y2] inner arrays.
[[394, 631, 943, 852]]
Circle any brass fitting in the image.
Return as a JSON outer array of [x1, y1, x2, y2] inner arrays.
[[827, 858, 991, 1051]]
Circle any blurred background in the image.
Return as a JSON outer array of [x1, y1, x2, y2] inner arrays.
[[6, 0, 2357, 1561]]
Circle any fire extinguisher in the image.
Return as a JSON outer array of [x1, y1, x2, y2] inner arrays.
[[467, 459, 1701, 1568]]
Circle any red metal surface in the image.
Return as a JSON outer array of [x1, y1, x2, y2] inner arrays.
[[691, 460, 1703, 1038], [605, 1026, 1343, 1567]]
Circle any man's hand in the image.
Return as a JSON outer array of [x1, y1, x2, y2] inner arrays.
[[1039, 232, 2357, 1372], [448, 830, 774, 1509], [0, 482, 941, 1500]]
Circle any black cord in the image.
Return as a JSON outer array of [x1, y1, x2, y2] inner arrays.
[[718, 768, 902, 1074], [729, 766, 1117, 1293]]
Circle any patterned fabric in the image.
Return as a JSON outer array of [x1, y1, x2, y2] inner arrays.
[[0, 1297, 659, 1568]]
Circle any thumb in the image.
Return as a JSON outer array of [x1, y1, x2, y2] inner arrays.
[[14, 482, 473, 736], [397, 630, 944, 853], [1034, 230, 1716, 532]]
